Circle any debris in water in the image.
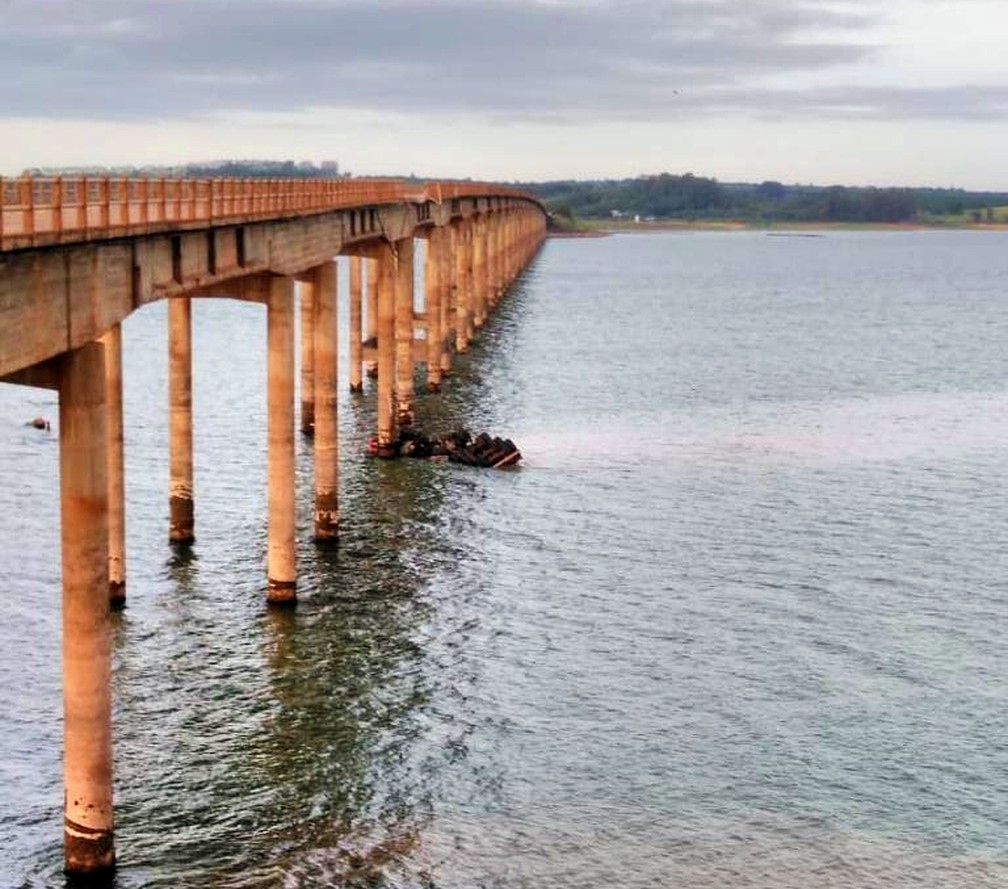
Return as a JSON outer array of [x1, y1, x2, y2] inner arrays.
[[368, 427, 522, 468]]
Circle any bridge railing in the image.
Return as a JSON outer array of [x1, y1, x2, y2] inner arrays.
[[0, 176, 538, 251]]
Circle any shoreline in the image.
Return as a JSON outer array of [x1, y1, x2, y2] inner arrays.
[[551, 219, 1008, 235]]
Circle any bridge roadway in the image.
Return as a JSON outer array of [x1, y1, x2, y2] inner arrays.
[[0, 174, 547, 876]]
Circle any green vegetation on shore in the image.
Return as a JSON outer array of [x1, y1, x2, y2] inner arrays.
[[25, 160, 1008, 229], [526, 173, 1008, 227]]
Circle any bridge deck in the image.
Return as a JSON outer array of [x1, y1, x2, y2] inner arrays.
[[0, 175, 537, 251]]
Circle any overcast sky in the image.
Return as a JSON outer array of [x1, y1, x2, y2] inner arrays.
[[2, 0, 1007, 187]]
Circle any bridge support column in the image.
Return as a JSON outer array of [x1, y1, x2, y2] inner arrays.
[[473, 216, 487, 330], [455, 222, 471, 353], [441, 225, 455, 377], [267, 275, 296, 604], [59, 341, 115, 877], [100, 324, 126, 606], [425, 229, 443, 392], [168, 297, 194, 545], [394, 237, 415, 428], [299, 281, 315, 435], [493, 214, 504, 305], [485, 215, 496, 310], [365, 256, 379, 379], [313, 261, 339, 542], [349, 256, 363, 393], [375, 242, 397, 456]]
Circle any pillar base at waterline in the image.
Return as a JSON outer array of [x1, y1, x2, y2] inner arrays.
[[300, 400, 315, 436], [426, 381, 441, 393], [169, 496, 195, 545], [267, 578, 297, 607], [314, 497, 340, 544], [349, 382, 364, 394], [64, 819, 115, 879], [109, 581, 126, 610]]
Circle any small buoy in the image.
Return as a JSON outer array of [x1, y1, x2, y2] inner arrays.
[[29, 417, 50, 431]]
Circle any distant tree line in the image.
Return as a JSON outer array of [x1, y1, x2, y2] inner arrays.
[[525, 173, 1008, 224]]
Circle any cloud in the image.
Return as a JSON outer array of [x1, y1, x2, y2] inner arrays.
[[0, 0, 1002, 123]]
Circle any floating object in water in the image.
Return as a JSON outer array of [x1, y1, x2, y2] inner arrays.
[[28, 417, 50, 431]]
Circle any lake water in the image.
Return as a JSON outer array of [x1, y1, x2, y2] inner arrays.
[[1, 230, 1006, 887]]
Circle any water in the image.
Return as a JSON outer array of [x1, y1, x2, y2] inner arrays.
[[1, 230, 1006, 887]]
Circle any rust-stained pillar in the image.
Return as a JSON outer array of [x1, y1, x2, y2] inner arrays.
[[486, 213, 498, 309], [313, 261, 339, 542], [168, 297, 194, 545], [493, 213, 505, 303], [267, 275, 296, 605], [440, 225, 454, 377], [472, 216, 487, 329], [348, 256, 363, 393], [59, 342, 115, 876], [504, 211, 514, 284], [425, 229, 443, 392], [299, 280, 315, 435], [394, 237, 415, 428], [365, 256, 379, 378], [455, 222, 472, 353], [100, 324, 126, 606], [375, 241, 397, 456]]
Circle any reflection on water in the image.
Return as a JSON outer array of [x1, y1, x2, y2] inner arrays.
[[1, 232, 1007, 887]]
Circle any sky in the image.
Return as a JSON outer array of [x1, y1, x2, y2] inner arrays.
[[1, 0, 1007, 188]]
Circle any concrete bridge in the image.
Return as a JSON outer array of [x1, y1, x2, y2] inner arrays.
[[0, 174, 547, 876]]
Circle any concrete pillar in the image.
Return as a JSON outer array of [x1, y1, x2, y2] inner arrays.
[[313, 261, 339, 542], [484, 215, 494, 310], [375, 242, 397, 455], [472, 216, 487, 329], [365, 256, 379, 378], [440, 225, 454, 377], [394, 237, 415, 428], [100, 325, 126, 607], [493, 214, 504, 303], [59, 342, 115, 876], [455, 223, 471, 353], [348, 255, 363, 393], [299, 281, 315, 435], [267, 275, 296, 604], [425, 229, 443, 392], [168, 297, 194, 545]]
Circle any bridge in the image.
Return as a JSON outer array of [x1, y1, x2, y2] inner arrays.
[[0, 174, 547, 876]]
